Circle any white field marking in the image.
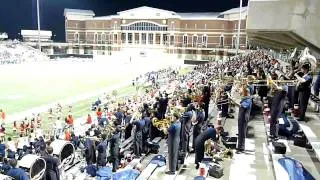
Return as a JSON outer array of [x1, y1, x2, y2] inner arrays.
[[229, 138, 256, 180], [0, 94, 25, 100], [5, 57, 179, 123]]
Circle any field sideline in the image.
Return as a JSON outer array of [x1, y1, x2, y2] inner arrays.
[[0, 55, 186, 138]]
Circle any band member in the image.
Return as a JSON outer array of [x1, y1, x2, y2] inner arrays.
[[84, 131, 96, 165], [295, 63, 312, 121], [202, 84, 211, 121], [257, 69, 269, 102], [43, 146, 60, 180], [269, 86, 288, 139], [166, 113, 181, 175], [97, 134, 108, 167], [236, 86, 252, 153], [191, 104, 205, 152], [180, 104, 194, 154], [124, 111, 133, 140], [133, 118, 145, 157], [314, 70, 320, 96], [194, 126, 220, 169], [109, 126, 121, 172], [142, 114, 151, 153]]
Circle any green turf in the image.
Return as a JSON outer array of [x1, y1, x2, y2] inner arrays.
[[0, 61, 147, 114], [3, 85, 141, 139]]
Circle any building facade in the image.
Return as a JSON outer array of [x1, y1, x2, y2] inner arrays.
[[63, 6, 248, 59]]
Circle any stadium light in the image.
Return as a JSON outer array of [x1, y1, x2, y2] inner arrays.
[[37, 0, 41, 52], [236, 0, 243, 55]]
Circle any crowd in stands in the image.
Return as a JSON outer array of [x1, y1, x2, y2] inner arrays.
[[0, 40, 48, 65], [0, 49, 318, 179]]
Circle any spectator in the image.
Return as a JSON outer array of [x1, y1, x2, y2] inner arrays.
[[6, 159, 29, 180]]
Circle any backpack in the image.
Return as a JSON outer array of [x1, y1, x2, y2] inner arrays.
[[96, 167, 112, 180]]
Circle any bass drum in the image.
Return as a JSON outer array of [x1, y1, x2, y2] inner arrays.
[[51, 139, 75, 165], [18, 154, 46, 180]]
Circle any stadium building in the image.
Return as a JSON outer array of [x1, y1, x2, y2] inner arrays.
[[63, 6, 248, 60]]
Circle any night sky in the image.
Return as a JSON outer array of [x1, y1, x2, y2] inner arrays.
[[0, 0, 248, 41]]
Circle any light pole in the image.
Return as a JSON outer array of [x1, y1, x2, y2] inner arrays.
[[236, 0, 243, 56], [37, 0, 41, 51]]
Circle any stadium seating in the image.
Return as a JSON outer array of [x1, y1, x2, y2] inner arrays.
[[0, 40, 48, 65]]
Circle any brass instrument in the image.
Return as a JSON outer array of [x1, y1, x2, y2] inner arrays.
[[103, 123, 116, 138], [205, 139, 233, 159], [152, 117, 173, 133]]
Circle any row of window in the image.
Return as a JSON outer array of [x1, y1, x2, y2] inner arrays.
[[120, 22, 167, 31], [73, 33, 241, 48], [182, 35, 208, 47]]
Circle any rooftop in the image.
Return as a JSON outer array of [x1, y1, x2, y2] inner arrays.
[[64, 8, 95, 17]]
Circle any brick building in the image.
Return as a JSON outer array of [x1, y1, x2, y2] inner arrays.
[[64, 6, 248, 59]]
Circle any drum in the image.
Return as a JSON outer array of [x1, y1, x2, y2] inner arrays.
[[18, 154, 46, 180], [51, 139, 75, 166]]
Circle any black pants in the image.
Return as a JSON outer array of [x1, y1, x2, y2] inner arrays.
[[299, 91, 310, 121], [237, 107, 247, 150], [204, 102, 209, 121], [192, 123, 202, 149]]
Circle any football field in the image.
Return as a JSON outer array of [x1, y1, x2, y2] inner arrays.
[[0, 55, 180, 115]]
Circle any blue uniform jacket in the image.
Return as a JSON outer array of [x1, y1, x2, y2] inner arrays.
[[7, 167, 29, 180], [134, 119, 145, 131], [240, 97, 252, 109], [314, 71, 320, 95], [168, 122, 179, 134], [0, 143, 5, 157]]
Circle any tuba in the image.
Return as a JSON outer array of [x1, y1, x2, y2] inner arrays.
[[152, 117, 172, 133]]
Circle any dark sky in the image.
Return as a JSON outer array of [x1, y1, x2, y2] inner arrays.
[[0, 0, 248, 41]]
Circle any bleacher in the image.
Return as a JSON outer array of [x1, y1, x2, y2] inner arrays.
[[0, 40, 49, 65]]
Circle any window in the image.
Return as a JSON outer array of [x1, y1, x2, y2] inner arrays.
[[219, 35, 224, 48], [94, 33, 98, 43], [74, 33, 79, 43], [170, 35, 174, 46], [192, 35, 198, 47], [204, 24, 207, 30], [148, 34, 153, 44], [171, 22, 175, 31], [101, 33, 106, 44], [164, 34, 168, 45], [183, 35, 188, 46], [202, 35, 208, 47], [234, 23, 237, 29], [195, 24, 197, 29], [113, 34, 118, 44], [128, 33, 132, 44], [123, 22, 167, 31], [97, 34, 102, 44], [142, 33, 147, 44], [121, 33, 126, 44], [232, 35, 237, 49], [185, 24, 187, 29]]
